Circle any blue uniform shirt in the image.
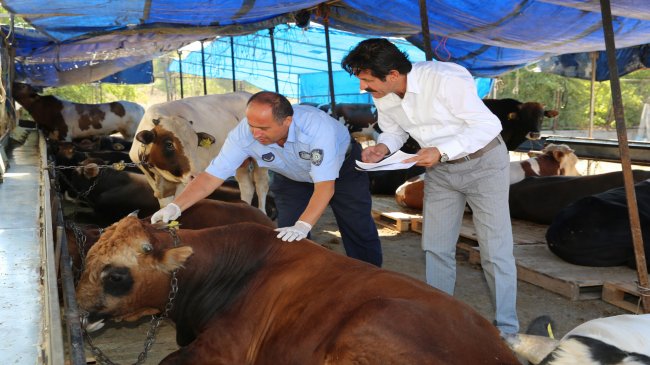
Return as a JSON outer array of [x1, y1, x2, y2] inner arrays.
[[205, 105, 351, 183]]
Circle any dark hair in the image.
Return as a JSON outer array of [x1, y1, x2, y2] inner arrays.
[[341, 38, 412, 80], [247, 91, 294, 123]]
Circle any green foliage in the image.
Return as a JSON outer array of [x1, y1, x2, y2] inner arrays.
[[43, 83, 139, 104], [495, 68, 650, 131]]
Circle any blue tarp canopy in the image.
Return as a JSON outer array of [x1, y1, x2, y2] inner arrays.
[[2, 0, 650, 86], [167, 24, 494, 101]]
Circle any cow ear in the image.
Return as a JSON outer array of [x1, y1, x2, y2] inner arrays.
[[160, 247, 194, 272], [507, 112, 517, 120], [544, 110, 559, 118], [552, 150, 565, 161], [136, 130, 155, 145], [196, 132, 215, 148]]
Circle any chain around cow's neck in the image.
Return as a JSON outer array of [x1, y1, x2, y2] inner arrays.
[[82, 225, 181, 365]]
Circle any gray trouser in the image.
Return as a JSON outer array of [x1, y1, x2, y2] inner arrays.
[[422, 138, 519, 334]]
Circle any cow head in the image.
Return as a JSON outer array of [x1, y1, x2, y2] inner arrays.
[[135, 116, 216, 197], [12, 82, 43, 108], [76, 215, 193, 328], [517, 102, 559, 141], [541, 143, 580, 176]]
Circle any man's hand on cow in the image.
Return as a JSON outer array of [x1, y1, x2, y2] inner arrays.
[[402, 147, 442, 168], [275, 220, 312, 242], [361, 143, 390, 163], [151, 203, 181, 224]]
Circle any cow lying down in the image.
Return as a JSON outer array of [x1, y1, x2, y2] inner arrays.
[[546, 179, 650, 269], [507, 314, 650, 365], [76, 216, 520, 365], [66, 199, 275, 280]]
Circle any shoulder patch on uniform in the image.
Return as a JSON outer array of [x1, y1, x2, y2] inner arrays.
[[262, 152, 275, 162], [299, 151, 311, 160], [310, 149, 323, 166]]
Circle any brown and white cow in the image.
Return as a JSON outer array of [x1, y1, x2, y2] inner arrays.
[[12, 82, 144, 142], [509, 143, 580, 184], [129, 92, 269, 212], [76, 216, 519, 365]]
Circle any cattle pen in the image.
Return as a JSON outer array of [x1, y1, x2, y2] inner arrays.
[[2, 0, 650, 362]]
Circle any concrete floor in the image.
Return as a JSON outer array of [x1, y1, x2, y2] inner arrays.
[[0, 131, 47, 365]]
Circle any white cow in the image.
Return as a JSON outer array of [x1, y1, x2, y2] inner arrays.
[[507, 314, 650, 365], [129, 92, 269, 213]]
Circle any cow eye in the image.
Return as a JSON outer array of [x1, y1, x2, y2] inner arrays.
[[142, 243, 153, 253], [164, 140, 174, 151]]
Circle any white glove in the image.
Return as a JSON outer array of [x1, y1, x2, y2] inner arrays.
[[150, 203, 181, 224], [275, 221, 312, 242]]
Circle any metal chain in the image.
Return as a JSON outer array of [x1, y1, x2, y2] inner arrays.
[[81, 225, 181, 365], [46, 161, 149, 171]]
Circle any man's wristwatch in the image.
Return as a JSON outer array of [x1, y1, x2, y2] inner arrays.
[[439, 152, 449, 163]]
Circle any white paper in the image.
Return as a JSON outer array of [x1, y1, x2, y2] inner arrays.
[[355, 150, 417, 171]]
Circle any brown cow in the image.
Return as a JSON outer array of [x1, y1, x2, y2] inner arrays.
[[66, 199, 275, 280], [76, 217, 519, 365], [509, 143, 580, 184], [13, 82, 144, 142]]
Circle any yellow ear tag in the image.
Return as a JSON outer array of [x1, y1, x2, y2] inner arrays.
[[167, 220, 180, 230], [546, 323, 555, 339], [199, 138, 213, 148], [113, 161, 126, 171]]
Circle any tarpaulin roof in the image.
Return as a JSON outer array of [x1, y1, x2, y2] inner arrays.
[[3, 0, 650, 86], [168, 23, 494, 101]]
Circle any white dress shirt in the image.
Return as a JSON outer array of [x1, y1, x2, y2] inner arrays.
[[374, 61, 502, 160]]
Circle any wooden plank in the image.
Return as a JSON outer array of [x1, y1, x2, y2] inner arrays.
[[411, 217, 422, 234], [372, 210, 412, 232], [456, 240, 481, 265], [514, 245, 636, 301], [602, 281, 644, 314], [371, 195, 422, 232]]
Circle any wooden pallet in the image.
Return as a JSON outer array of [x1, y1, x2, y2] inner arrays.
[[411, 217, 423, 233], [459, 214, 547, 245], [602, 281, 645, 314], [514, 245, 637, 301], [372, 210, 414, 231], [372, 195, 422, 232]]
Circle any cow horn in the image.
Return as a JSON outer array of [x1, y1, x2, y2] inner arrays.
[[503, 334, 559, 364], [127, 210, 140, 218]]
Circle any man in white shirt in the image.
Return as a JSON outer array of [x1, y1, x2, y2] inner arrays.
[[341, 38, 519, 335], [151, 91, 382, 266]]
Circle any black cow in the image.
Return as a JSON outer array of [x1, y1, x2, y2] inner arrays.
[[509, 170, 650, 224], [319, 103, 377, 134], [67, 158, 160, 226], [546, 180, 650, 269], [483, 98, 559, 150]]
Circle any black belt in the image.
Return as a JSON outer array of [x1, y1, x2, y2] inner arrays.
[[446, 137, 501, 164]]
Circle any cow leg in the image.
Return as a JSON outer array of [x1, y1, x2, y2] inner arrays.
[[235, 164, 255, 205], [251, 163, 269, 213]]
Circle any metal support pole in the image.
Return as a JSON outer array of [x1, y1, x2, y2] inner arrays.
[[600, 0, 650, 313], [418, 0, 434, 61], [177, 50, 184, 99], [269, 28, 279, 93], [588, 51, 598, 138], [323, 17, 337, 119], [230, 36, 237, 92], [201, 41, 208, 95]]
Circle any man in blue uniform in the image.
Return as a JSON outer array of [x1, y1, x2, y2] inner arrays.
[[151, 91, 382, 266]]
